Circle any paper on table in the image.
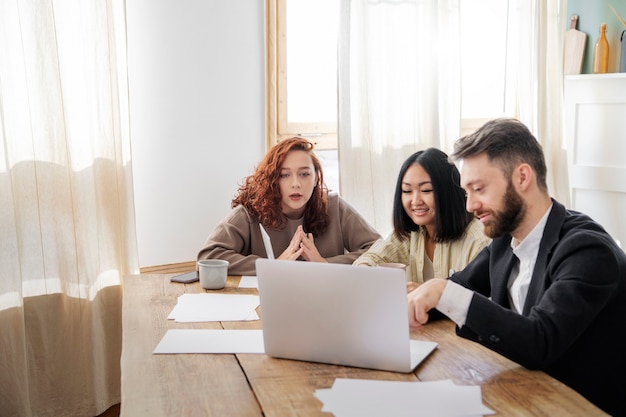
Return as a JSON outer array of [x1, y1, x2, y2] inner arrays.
[[167, 293, 259, 322], [259, 224, 275, 259], [239, 275, 258, 289], [314, 378, 494, 417], [153, 329, 265, 354]]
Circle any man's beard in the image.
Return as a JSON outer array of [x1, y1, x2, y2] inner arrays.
[[482, 182, 525, 239]]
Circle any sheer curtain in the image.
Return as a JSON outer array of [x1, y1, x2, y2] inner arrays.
[[338, 0, 461, 236], [0, 1, 138, 416], [338, 0, 568, 236], [505, 0, 569, 204]]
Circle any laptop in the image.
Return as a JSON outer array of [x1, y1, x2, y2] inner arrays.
[[255, 259, 437, 373]]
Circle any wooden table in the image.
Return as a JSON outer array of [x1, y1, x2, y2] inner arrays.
[[120, 274, 606, 417]]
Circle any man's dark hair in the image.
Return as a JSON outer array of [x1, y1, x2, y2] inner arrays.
[[451, 118, 548, 193]]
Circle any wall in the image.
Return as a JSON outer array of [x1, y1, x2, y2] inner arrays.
[[126, 1, 265, 268], [567, 0, 626, 74]]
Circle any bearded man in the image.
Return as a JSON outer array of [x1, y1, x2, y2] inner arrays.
[[407, 118, 626, 417]]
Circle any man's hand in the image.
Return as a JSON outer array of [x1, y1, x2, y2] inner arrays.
[[407, 278, 447, 329], [406, 282, 420, 293]]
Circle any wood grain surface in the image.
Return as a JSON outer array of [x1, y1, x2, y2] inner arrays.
[[121, 274, 608, 417]]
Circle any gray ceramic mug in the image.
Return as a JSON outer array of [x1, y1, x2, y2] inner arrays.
[[198, 259, 229, 290]]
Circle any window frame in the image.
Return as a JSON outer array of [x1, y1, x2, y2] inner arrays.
[[270, 0, 338, 150], [268, 0, 514, 149]]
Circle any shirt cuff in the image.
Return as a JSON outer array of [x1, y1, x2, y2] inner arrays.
[[436, 280, 473, 327]]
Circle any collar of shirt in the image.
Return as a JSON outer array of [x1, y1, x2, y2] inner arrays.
[[510, 203, 553, 256]]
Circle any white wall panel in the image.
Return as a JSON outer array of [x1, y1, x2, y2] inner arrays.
[[127, 1, 265, 267], [565, 74, 626, 247]]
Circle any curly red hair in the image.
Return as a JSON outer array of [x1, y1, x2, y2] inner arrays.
[[232, 137, 330, 235]]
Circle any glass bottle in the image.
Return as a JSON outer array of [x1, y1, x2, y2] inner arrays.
[[593, 23, 609, 73]]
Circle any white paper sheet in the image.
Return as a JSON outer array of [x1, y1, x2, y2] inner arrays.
[[314, 378, 494, 417], [153, 329, 265, 354], [167, 293, 259, 322], [239, 275, 258, 289], [259, 224, 275, 259]]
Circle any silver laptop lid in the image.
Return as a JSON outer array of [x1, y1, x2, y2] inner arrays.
[[256, 259, 420, 373]]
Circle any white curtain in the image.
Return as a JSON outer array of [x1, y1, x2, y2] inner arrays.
[[338, 0, 461, 237], [505, 0, 569, 204], [338, 0, 568, 236], [0, 1, 139, 416]]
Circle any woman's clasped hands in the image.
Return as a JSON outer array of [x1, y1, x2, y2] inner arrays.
[[278, 225, 326, 263]]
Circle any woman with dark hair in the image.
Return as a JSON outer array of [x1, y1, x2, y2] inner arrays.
[[198, 137, 381, 276], [354, 148, 490, 287]]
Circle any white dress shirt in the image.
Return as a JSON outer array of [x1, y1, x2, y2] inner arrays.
[[508, 206, 550, 312]]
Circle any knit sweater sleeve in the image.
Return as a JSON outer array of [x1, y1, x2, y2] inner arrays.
[[196, 206, 261, 276], [353, 232, 411, 266]]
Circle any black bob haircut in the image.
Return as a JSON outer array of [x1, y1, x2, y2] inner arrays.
[[392, 148, 473, 242]]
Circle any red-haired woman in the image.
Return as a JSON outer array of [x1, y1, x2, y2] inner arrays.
[[198, 137, 381, 276]]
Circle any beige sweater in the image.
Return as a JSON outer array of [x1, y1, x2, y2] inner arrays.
[[353, 219, 491, 283], [198, 194, 381, 276]]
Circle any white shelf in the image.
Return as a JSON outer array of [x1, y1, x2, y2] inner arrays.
[[564, 73, 626, 80]]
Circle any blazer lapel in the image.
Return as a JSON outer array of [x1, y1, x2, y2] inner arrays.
[[522, 200, 564, 316], [490, 238, 517, 307]]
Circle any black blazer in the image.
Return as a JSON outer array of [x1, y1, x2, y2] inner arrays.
[[450, 199, 626, 417]]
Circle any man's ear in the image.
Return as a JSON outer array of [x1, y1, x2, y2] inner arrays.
[[515, 163, 534, 191]]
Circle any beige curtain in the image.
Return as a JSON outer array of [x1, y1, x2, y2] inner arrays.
[[338, 0, 569, 236], [505, 0, 569, 204], [0, 1, 139, 416], [338, 0, 461, 237]]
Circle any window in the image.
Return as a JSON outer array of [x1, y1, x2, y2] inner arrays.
[[276, 0, 339, 150], [268, 0, 340, 191], [272, 0, 514, 180], [459, 0, 513, 135], [460, 0, 510, 118]]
